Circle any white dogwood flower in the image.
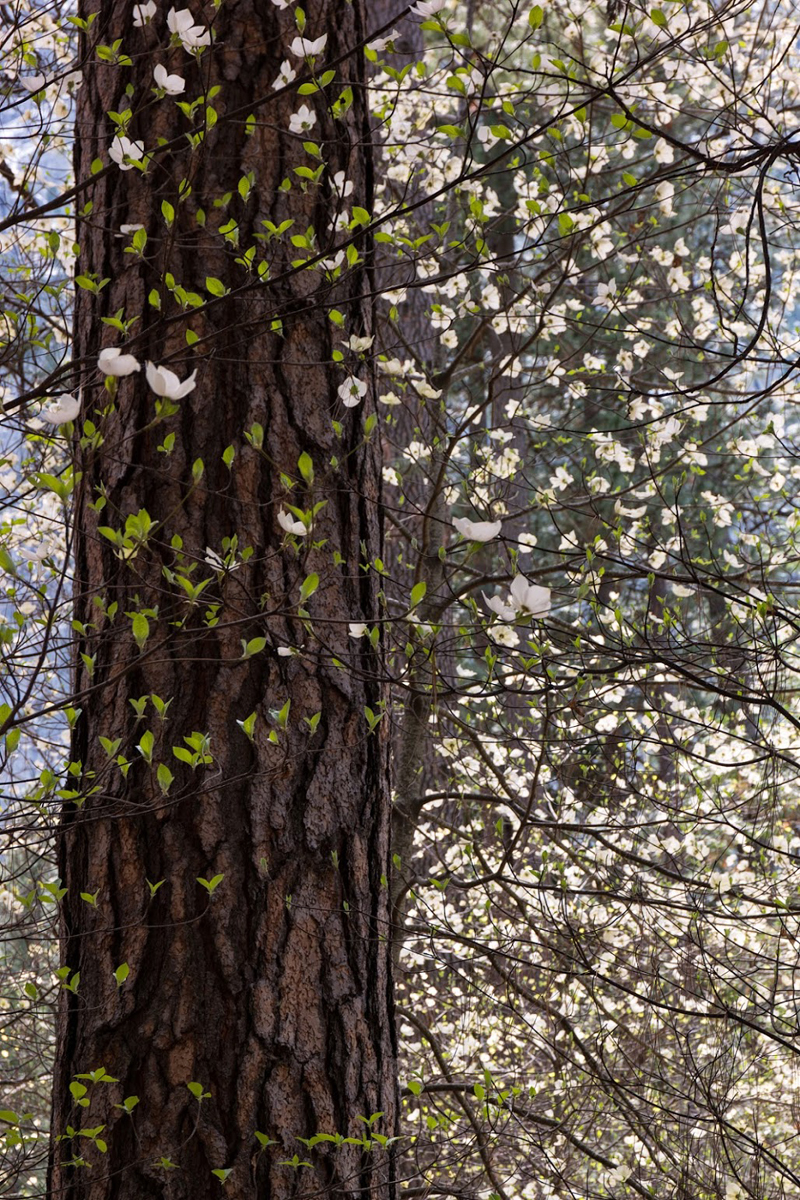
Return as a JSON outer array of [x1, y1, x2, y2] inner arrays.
[[485, 576, 551, 621], [289, 34, 327, 57], [154, 64, 185, 94], [348, 623, 367, 638], [289, 105, 316, 134], [167, 7, 210, 48], [278, 510, 308, 536], [484, 593, 517, 621], [347, 334, 373, 352], [509, 575, 550, 616], [109, 136, 145, 171], [133, 1, 157, 25], [338, 376, 367, 407], [43, 394, 81, 425], [145, 362, 197, 399], [273, 60, 296, 90], [98, 347, 141, 376], [333, 171, 354, 198], [453, 517, 502, 542], [410, 0, 446, 15], [20, 74, 46, 92]]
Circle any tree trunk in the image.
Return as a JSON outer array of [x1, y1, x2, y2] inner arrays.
[[48, 3, 396, 1197]]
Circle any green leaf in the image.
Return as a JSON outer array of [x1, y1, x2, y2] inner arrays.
[[529, 4, 544, 27], [650, 7, 667, 24], [132, 612, 150, 649], [197, 874, 224, 894], [113, 963, 130, 987], [297, 451, 314, 484], [236, 711, 257, 741], [136, 729, 154, 763], [410, 581, 427, 608], [241, 636, 267, 658], [157, 763, 174, 794], [299, 573, 319, 601], [205, 276, 228, 297]]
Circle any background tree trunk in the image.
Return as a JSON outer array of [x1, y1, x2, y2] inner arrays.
[[48, 3, 397, 1197]]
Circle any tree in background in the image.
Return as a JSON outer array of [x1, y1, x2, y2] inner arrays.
[[1, 0, 800, 1199]]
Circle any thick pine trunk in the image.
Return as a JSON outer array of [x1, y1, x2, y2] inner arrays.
[[48, 3, 396, 1197]]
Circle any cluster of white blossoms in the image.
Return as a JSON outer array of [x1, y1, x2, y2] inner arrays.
[[44, 353, 198, 424], [132, 4, 210, 48]]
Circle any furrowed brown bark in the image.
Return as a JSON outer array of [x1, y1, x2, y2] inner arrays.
[[48, 3, 396, 1197]]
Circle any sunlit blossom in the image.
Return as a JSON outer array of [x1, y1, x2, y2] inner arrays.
[[278, 510, 308, 536], [154, 64, 185, 95], [338, 376, 367, 407], [453, 517, 502, 542], [43, 394, 81, 425], [98, 347, 141, 377], [109, 135, 145, 171], [133, 1, 157, 24], [145, 362, 197, 399], [289, 105, 316, 135], [289, 34, 327, 57]]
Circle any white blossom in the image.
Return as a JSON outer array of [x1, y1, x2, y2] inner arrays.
[[167, 6, 194, 31], [273, 60, 296, 90], [204, 547, 240, 572], [289, 105, 316, 134], [133, 1, 157, 25], [485, 576, 551, 622], [109, 135, 145, 171], [453, 517, 502, 542], [333, 171, 354, 198], [367, 30, 398, 52], [348, 623, 367, 638], [410, 0, 446, 14], [484, 593, 517, 621], [347, 334, 373, 352], [145, 362, 197, 399], [338, 376, 367, 407], [43, 393, 81, 425], [98, 347, 141, 377], [20, 74, 46, 92], [167, 7, 210, 48], [119, 223, 145, 235], [289, 34, 327, 58], [154, 64, 185, 95], [509, 577, 550, 616], [278, 510, 308, 536]]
